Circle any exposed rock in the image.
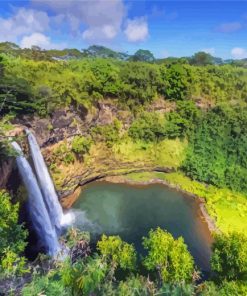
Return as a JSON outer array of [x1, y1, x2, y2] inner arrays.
[[94, 100, 133, 127], [61, 186, 81, 208], [148, 98, 176, 113], [51, 109, 73, 129], [76, 104, 88, 120], [193, 96, 214, 109], [0, 159, 14, 189], [1, 126, 25, 189], [32, 119, 51, 146], [97, 102, 114, 125]]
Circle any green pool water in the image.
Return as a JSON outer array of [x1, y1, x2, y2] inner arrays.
[[72, 181, 212, 272]]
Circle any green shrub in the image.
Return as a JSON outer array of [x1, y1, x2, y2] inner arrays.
[[211, 232, 247, 281], [61, 256, 108, 295], [22, 271, 68, 296], [71, 135, 91, 156], [129, 112, 166, 142], [97, 234, 137, 271], [53, 143, 75, 164], [142, 227, 194, 284], [201, 281, 247, 296], [0, 191, 28, 276], [116, 275, 155, 296], [91, 119, 121, 147]]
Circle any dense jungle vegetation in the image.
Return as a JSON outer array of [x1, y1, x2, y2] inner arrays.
[[0, 43, 247, 294], [1, 44, 247, 194]]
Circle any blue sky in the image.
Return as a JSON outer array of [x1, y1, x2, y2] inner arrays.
[[0, 1, 247, 59]]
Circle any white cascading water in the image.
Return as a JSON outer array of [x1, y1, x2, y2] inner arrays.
[[26, 130, 65, 234], [11, 142, 61, 257]]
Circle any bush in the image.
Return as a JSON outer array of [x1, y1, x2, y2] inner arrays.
[[91, 119, 121, 147], [115, 275, 155, 296], [0, 190, 28, 276], [211, 232, 247, 281], [142, 227, 194, 284], [163, 64, 191, 100], [22, 271, 68, 296], [97, 235, 137, 271], [53, 143, 75, 165], [71, 136, 91, 156], [61, 256, 108, 295], [158, 283, 196, 296], [201, 281, 247, 296], [129, 112, 166, 142]]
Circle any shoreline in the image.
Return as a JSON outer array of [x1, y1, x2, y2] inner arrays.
[[62, 172, 219, 235]]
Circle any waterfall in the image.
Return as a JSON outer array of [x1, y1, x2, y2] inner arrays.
[[26, 130, 63, 234], [11, 142, 61, 257]]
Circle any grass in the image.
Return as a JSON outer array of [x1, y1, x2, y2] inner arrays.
[[124, 171, 247, 235], [112, 138, 187, 169]]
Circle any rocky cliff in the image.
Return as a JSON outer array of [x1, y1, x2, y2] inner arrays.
[[1, 99, 178, 198]]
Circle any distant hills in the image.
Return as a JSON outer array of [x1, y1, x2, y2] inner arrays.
[[0, 42, 246, 67]]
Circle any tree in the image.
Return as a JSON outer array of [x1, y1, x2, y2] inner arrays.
[[97, 235, 137, 271], [82, 45, 129, 60], [119, 62, 161, 104], [142, 228, 194, 284], [165, 112, 189, 139], [164, 64, 191, 100], [182, 105, 247, 194], [190, 51, 214, 66], [0, 190, 28, 276], [0, 76, 37, 116], [129, 112, 166, 142], [211, 232, 247, 281], [131, 49, 155, 62], [165, 100, 201, 139]]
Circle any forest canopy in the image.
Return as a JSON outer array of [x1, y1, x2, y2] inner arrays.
[[1, 43, 247, 295], [1, 45, 247, 195]]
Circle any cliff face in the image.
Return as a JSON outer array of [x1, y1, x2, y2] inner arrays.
[[1, 99, 178, 197], [0, 127, 25, 190], [1, 100, 133, 190], [0, 159, 14, 188], [12, 100, 133, 147]]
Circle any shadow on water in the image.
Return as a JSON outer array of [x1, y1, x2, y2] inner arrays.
[[71, 181, 213, 279]]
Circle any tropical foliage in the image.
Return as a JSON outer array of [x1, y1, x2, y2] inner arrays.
[[1, 44, 247, 294]]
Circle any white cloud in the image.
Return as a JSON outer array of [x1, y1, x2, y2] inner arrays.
[[20, 33, 50, 48], [124, 17, 149, 42], [20, 33, 66, 50], [202, 48, 215, 55], [34, 0, 126, 41], [217, 22, 242, 33], [231, 47, 247, 59], [82, 25, 117, 41], [0, 8, 49, 43]]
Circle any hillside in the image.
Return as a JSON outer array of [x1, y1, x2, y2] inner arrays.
[[0, 47, 247, 295]]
